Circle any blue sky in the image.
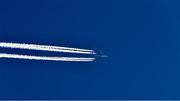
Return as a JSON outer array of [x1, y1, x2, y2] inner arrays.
[[0, 0, 180, 100]]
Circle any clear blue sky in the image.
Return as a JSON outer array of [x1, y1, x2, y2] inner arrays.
[[0, 0, 180, 100]]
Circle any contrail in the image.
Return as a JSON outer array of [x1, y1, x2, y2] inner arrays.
[[0, 53, 95, 62], [0, 42, 96, 54]]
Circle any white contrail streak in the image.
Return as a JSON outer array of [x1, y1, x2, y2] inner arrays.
[[0, 42, 96, 54], [0, 53, 95, 62]]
